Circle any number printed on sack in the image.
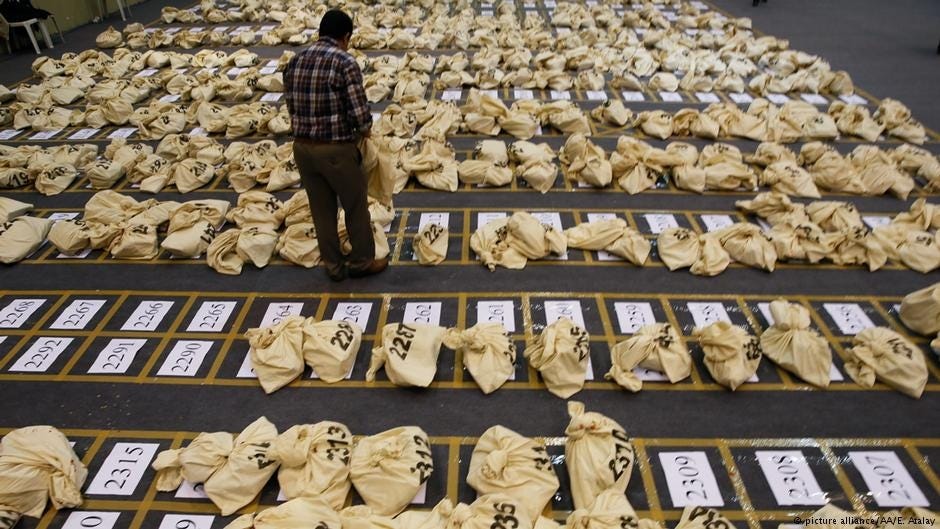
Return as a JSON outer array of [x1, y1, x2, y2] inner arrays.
[[62, 511, 121, 529], [686, 507, 731, 529], [608, 429, 635, 480], [329, 322, 357, 350], [324, 425, 351, 465], [389, 323, 417, 360], [0, 298, 46, 328], [186, 301, 237, 332], [848, 451, 928, 507], [88, 339, 146, 374], [156, 515, 215, 529], [49, 299, 107, 330], [532, 445, 552, 472], [86, 443, 159, 496], [491, 502, 520, 529], [755, 450, 827, 506], [156, 340, 212, 377], [659, 451, 724, 507], [9, 337, 73, 372], [121, 301, 174, 331], [410, 434, 433, 483]]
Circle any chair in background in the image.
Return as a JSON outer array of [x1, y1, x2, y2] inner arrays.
[[0, 0, 56, 53], [99, 0, 132, 22]]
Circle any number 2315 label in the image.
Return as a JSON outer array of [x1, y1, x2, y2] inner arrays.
[[86, 443, 159, 495]]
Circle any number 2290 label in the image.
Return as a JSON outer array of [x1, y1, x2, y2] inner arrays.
[[156, 341, 212, 377]]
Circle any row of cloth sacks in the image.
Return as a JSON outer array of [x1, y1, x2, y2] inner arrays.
[[0, 136, 299, 195], [11, 65, 285, 110], [244, 302, 929, 399], [96, 24, 313, 50], [588, 98, 927, 145], [898, 282, 940, 359], [27, 48, 281, 81], [734, 194, 940, 274], [2, 419, 935, 529], [4, 100, 291, 139], [0, 405, 637, 519]]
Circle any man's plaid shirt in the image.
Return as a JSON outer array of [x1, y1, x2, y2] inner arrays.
[[283, 36, 372, 142]]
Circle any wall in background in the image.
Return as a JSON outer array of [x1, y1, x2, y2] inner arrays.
[[31, 0, 149, 33]]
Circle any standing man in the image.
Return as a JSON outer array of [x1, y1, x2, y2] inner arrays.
[[284, 9, 387, 281]]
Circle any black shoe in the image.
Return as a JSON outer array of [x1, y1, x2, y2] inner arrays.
[[349, 258, 389, 278], [325, 263, 348, 282]]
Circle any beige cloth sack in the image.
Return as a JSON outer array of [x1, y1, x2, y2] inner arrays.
[[96, 26, 123, 48], [525, 318, 590, 399], [161, 200, 229, 258], [458, 160, 512, 187], [245, 316, 305, 394], [760, 161, 820, 198], [360, 137, 397, 207], [715, 223, 777, 271], [470, 217, 527, 271], [301, 319, 362, 383], [899, 282, 940, 335], [152, 417, 279, 515], [563, 135, 612, 188], [845, 327, 927, 398], [691, 234, 733, 277], [338, 505, 399, 529], [759, 300, 832, 388], [349, 426, 433, 516], [35, 164, 78, 196], [590, 101, 633, 127], [898, 231, 940, 273], [564, 402, 633, 510], [395, 498, 454, 529], [48, 220, 91, 255], [693, 321, 762, 390], [467, 425, 559, 519], [224, 497, 342, 529], [657, 228, 699, 271], [0, 197, 31, 223], [768, 222, 832, 263], [0, 168, 33, 189], [173, 159, 216, 193], [566, 486, 661, 529], [448, 494, 534, 529], [0, 426, 86, 520], [367, 323, 445, 387], [235, 226, 278, 268], [735, 192, 808, 226], [277, 223, 320, 268], [806, 201, 863, 232], [635, 111, 673, 140], [607, 323, 691, 392], [207, 228, 244, 275], [564, 219, 649, 266], [416, 223, 448, 265], [506, 212, 567, 260], [109, 224, 158, 260], [0, 216, 52, 263], [442, 323, 516, 394], [227, 191, 286, 230], [675, 507, 734, 529], [275, 422, 351, 507], [515, 159, 558, 193], [86, 159, 125, 189]]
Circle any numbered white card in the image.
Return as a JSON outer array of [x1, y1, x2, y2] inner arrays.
[[236, 352, 256, 379], [107, 128, 136, 140], [477, 212, 507, 228], [756, 450, 827, 506], [0, 129, 22, 140], [441, 89, 462, 101], [156, 340, 212, 377], [160, 94, 182, 103], [729, 92, 753, 104], [261, 92, 283, 102], [659, 451, 724, 507], [848, 451, 928, 507], [69, 128, 100, 140], [514, 89, 534, 100], [135, 68, 157, 77], [30, 129, 62, 140], [9, 337, 73, 372], [481, 89, 498, 99], [687, 302, 731, 328], [477, 301, 516, 332], [822, 303, 874, 334], [839, 94, 868, 105], [403, 302, 442, 325], [86, 443, 159, 495], [696, 92, 720, 103], [643, 214, 678, 234], [88, 339, 146, 374], [419, 212, 450, 231], [550, 90, 571, 100], [622, 91, 645, 102], [633, 367, 670, 381], [62, 512, 121, 529], [767, 93, 790, 104], [586, 90, 608, 101], [122, 301, 174, 331], [187, 301, 237, 332], [259, 302, 303, 328], [614, 302, 657, 333], [175, 480, 209, 499], [700, 215, 734, 232], [862, 216, 891, 229], [0, 298, 46, 328], [801, 94, 828, 105], [659, 92, 683, 102], [544, 300, 586, 328], [333, 302, 373, 329], [50, 299, 107, 330], [157, 515, 215, 529]]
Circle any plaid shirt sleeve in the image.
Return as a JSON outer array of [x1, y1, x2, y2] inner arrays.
[[343, 58, 372, 134]]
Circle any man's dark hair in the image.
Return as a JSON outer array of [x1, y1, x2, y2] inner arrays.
[[319, 9, 354, 40]]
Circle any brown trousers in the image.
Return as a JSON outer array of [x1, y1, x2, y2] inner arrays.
[[292, 140, 375, 275]]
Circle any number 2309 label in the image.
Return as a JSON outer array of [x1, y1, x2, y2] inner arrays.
[[659, 451, 724, 507]]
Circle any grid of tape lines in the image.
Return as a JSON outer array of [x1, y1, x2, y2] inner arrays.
[[1, 0, 939, 527]]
